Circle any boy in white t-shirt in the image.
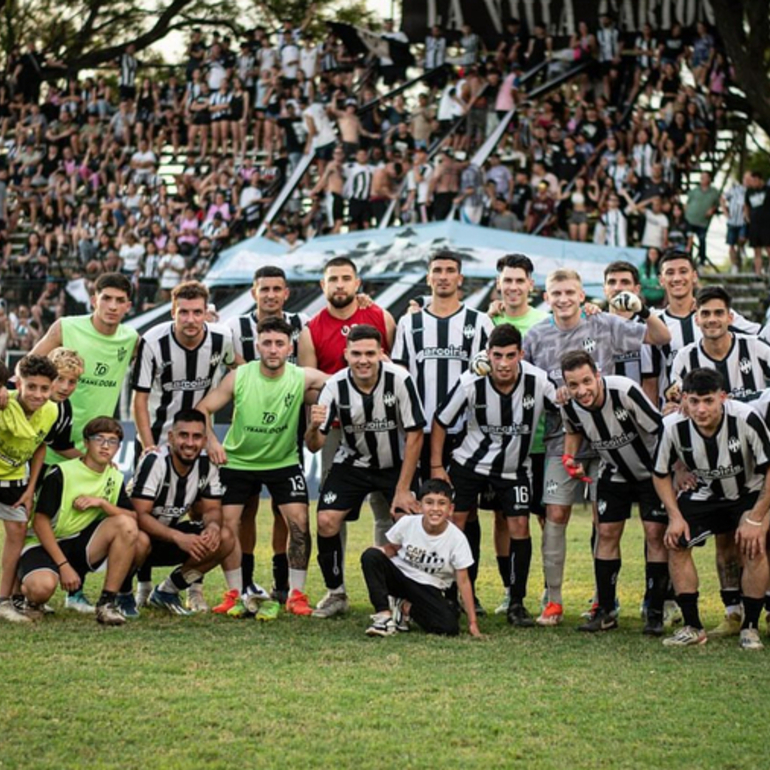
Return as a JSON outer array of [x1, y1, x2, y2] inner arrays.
[[360, 479, 481, 637]]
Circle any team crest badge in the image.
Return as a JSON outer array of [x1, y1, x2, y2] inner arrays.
[[383, 392, 396, 407], [522, 395, 535, 410], [597, 499, 607, 516], [728, 437, 741, 453], [463, 324, 475, 339], [323, 491, 338, 505], [582, 338, 596, 353], [614, 408, 629, 422], [739, 358, 752, 374], [117, 346, 127, 363]]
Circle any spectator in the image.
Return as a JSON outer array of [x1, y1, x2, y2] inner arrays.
[[685, 171, 720, 266]]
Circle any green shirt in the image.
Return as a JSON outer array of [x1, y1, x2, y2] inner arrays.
[[685, 186, 720, 228], [0, 392, 57, 482], [59, 315, 138, 457], [493, 305, 549, 454], [223, 362, 305, 471]]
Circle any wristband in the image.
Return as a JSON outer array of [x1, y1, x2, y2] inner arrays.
[[745, 517, 764, 527], [636, 305, 650, 320], [57, 560, 69, 568]]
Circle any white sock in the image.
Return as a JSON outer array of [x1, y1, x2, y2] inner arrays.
[[542, 520, 567, 605], [289, 569, 307, 594], [224, 569, 243, 593], [330, 584, 346, 595], [188, 582, 204, 595], [159, 576, 179, 595], [137, 581, 152, 595]]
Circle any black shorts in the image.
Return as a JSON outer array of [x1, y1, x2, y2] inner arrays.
[[349, 198, 370, 227], [418, 431, 464, 484], [145, 520, 205, 567], [479, 452, 546, 517], [315, 141, 336, 162], [0, 482, 29, 507], [19, 518, 106, 581], [220, 465, 309, 507], [331, 192, 344, 222], [677, 492, 759, 547], [450, 461, 531, 518], [317, 464, 402, 520], [596, 477, 667, 524]]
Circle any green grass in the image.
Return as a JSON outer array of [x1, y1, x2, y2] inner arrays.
[[1, 506, 767, 770]]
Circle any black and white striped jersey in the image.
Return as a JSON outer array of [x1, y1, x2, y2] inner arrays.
[[392, 305, 493, 432], [653, 400, 770, 502], [670, 334, 770, 403], [649, 307, 760, 403], [209, 90, 232, 119], [131, 322, 235, 444], [318, 362, 426, 469], [226, 310, 308, 363], [45, 399, 75, 453], [119, 53, 138, 87], [435, 363, 557, 479], [343, 162, 373, 201], [129, 445, 224, 526], [561, 375, 662, 483]]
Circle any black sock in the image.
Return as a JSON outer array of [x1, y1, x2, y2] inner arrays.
[[137, 563, 152, 583], [720, 588, 741, 611], [317, 533, 344, 590], [465, 518, 481, 591], [241, 552, 255, 589], [496, 556, 511, 588], [676, 592, 702, 629], [765, 592, 770, 612], [119, 569, 135, 595], [170, 567, 191, 592], [272, 552, 289, 591], [509, 537, 532, 604], [645, 561, 669, 614], [665, 574, 676, 601], [742, 596, 763, 630], [97, 590, 117, 607], [590, 524, 597, 556], [595, 558, 621, 613]]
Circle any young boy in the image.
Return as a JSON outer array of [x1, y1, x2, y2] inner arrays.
[[0, 356, 59, 623], [18, 417, 148, 626], [360, 479, 481, 638]]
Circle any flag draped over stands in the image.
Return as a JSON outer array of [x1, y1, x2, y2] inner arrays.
[[328, 22, 416, 68], [205, 221, 645, 297]]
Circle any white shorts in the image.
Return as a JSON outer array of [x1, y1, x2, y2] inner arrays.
[[542, 456, 600, 506]]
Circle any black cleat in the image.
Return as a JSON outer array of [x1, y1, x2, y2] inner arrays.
[[507, 603, 536, 627], [577, 607, 618, 633], [643, 609, 665, 637]]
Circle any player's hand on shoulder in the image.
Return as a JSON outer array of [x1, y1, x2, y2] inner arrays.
[[555, 385, 571, 405], [356, 292, 373, 309], [582, 301, 602, 316]]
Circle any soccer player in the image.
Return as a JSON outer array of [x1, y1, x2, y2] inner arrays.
[[653, 368, 770, 650], [669, 286, 770, 405], [31, 273, 139, 455], [485, 254, 549, 615], [226, 265, 309, 604], [0, 356, 58, 623], [560, 351, 668, 634], [298, 256, 397, 546], [649, 250, 759, 407], [432, 324, 557, 626], [360, 479, 480, 638], [523, 268, 671, 626], [391, 249, 493, 611], [18, 417, 149, 627], [130, 409, 234, 616], [198, 317, 328, 618], [306, 324, 425, 619], [131, 280, 235, 610]]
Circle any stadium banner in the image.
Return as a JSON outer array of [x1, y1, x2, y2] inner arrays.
[[328, 22, 416, 67], [401, 0, 716, 46], [205, 221, 645, 297]]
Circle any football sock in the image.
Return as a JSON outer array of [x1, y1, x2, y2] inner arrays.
[[273, 552, 289, 591], [595, 557, 621, 613], [97, 590, 117, 607], [241, 552, 255, 589], [720, 588, 741, 614], [676, 592, 702, 630], [496, 556, 511, 588], [317, 533, 344, 590], [542, 520, 567, 605], [645, 561, 669, 613], [509, 537, 532, 603], [465, 518, 481, 589], [742, 596, 764, 630]]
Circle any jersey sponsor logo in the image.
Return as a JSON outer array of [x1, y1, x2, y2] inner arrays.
[[728, 437, 741, 453], [416, 345, 469, 362], [479, 423, 532, 436], [161, 376, 212, 392], [262, 412, 277, 424], [155, 505, 190, 521], [79, 376, 118, 388], [383, 391, 396, 407], [344, 419, 398, 434], [245, 423, 289, 435], [591, 432, 636, 451], [522, 395, 535, 410], [582, 338, 596, 353], [94, 362, 110, 376], [614, 351, 640, 362], [323, 490, 338, 505], [693, 464, 743, 480]]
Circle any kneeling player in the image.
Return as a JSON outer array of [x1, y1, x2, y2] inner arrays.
[[654, 368, 770, 649], [560, 351, 668, 634], [431, 323, 557, 626], [130, 409, 235, 616], [19, 418, 149, 626], [361, 479, 480, 637]]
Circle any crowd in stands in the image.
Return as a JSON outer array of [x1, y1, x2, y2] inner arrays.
[[0, 10, 766, 353]]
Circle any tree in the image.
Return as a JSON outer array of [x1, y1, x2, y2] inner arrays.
[[1, 0, 374, 74], [710, 0, 770, 138]]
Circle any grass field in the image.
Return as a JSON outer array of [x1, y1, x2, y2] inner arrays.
[[1, 505, 767, 770]]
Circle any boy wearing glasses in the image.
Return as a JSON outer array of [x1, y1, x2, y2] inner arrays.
[[18, 417, 148, 626]]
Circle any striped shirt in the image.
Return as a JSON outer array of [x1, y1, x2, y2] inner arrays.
[[649, 308, 761, 403], [654, 400, 770, 502], [670, 334, 770, 403], [723, 184, 747, 227], [318, 362, 426, 469], [226, 311, 308, 363], [131, 322, 235, 444], [343, 162, 373, 201], [119, 52, 138, 87], [392, 305, 493, 432], [562, 375, 662, 483], [45, 399, 75, 453], [601, 207, 627, 247], [435, 363, 557, 479], [129, 445, 224, 526], [597, 26, 621, 61], [209, 90, 232, 120]]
